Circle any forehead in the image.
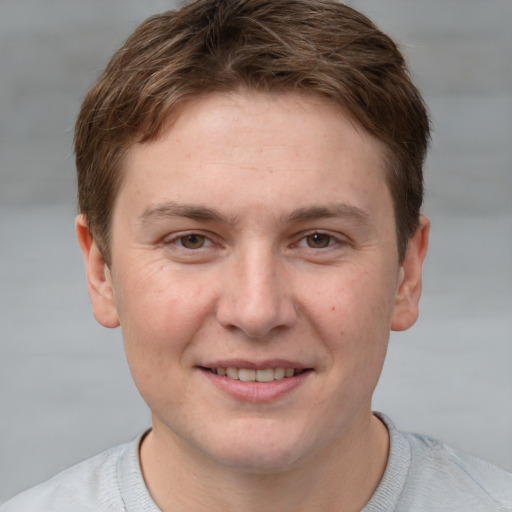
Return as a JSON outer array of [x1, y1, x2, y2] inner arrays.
[[118, 90, 391, 223]]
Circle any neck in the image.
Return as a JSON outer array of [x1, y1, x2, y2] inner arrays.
[[140, 412, 389, 512]]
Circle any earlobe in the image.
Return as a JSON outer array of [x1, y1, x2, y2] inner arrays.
[[75, 214, 120, 328], [391, 215, 430, 332]]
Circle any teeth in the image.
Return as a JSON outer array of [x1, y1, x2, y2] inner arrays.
[[215, 367, 299, 381], [238, 368, 256, 381], [226, 367, 238, 380], [274, 367, 285, 380], [255, 368, 274, 383], [285, 368, 295, 378]]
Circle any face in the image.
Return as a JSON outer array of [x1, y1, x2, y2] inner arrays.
[[78, 91, 428, 473]]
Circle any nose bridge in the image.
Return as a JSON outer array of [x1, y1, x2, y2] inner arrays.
[[216, 240, 296, 338]]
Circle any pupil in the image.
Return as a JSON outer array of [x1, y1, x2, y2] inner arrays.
[[182, 234, 204, 249], [308, 233, 330, 248]]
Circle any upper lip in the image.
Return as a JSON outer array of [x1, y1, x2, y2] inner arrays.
[[199, 359, 312, 370]]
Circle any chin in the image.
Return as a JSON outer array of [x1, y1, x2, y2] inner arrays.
[[201, 422, 320, 474]]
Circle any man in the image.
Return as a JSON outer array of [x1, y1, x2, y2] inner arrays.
[[2, 0, 511, 510]]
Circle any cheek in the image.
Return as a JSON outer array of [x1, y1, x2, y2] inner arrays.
[[304, 266, 394, 358], [311, 266, 390, 319], [114, 270, 217, 411], [113, 263, 217, 363]]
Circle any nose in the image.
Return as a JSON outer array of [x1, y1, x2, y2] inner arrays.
[[215, 246, 297, 339]]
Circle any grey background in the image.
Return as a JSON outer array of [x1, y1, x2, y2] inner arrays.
[[1, 0, 511, 503]]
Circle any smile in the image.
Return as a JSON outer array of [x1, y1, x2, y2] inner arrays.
[[206, 367, 305, 382], [200, 365, 312, 402]]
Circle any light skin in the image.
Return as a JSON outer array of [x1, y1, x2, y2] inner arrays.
[[77, 90, 429, 512]]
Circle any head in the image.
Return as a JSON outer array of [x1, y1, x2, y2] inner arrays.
[[75, 0, 430, 266], [74, 0, 431, 479]]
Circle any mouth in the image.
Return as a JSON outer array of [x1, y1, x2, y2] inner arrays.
[[201, 367, 308, 382]]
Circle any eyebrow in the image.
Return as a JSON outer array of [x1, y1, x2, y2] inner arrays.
[[286, 204, 370, 224], [138, 202, 236, 225], [138, 201, 369, 226]]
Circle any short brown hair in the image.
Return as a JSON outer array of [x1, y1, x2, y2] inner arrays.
[[75, 0, 430, 264]]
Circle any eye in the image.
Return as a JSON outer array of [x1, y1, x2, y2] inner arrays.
[[178, 234, 208, 249], [304, 233, 333, 248], [161, 231, 220, 262]]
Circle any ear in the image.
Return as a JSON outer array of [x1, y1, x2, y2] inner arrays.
[[391, 215, 430, 331], [75, 214, 120, 328]]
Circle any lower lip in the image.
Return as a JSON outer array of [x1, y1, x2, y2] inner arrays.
[[200, 369, 311, 402]]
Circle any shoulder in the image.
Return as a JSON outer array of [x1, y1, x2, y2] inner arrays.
[[405, 431, 512, 508], [0, 442, 131, 512], [367, 414, 512, 512]]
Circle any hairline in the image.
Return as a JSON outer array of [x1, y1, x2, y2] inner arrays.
[[95, 89, 409, 265]]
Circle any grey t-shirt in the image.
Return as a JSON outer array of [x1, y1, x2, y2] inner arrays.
[[2, 414, 511, 511]]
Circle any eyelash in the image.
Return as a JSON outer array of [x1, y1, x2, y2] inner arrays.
[[163, 230, 347, 252], [163, 232, 216, 250], [294, 231, 340, 249]]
